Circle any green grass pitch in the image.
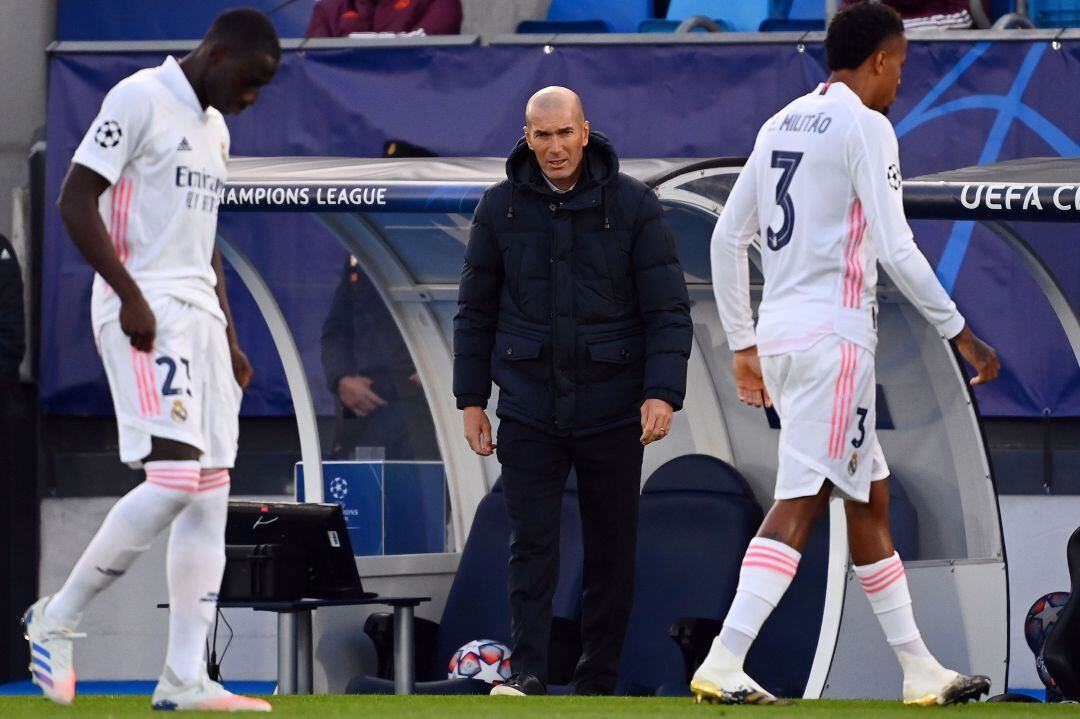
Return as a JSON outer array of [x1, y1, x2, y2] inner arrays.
[[0, 695, 1069, 718]]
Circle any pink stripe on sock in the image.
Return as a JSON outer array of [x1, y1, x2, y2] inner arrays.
[[859, 557, 903, 583], [741, 560, 796, 578], [198, 479, 231, 492], [147, 478, 199, 493], [744, 548, 799, 570], [860, 564, 906, 594]]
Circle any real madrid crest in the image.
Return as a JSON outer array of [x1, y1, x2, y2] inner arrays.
[[847, 451, 859, 475], [171, 399, 189, 422]]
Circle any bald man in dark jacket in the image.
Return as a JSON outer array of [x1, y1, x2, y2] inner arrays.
[[454, 88, 692, 696]]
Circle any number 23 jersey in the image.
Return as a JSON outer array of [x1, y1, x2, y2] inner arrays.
[[711, 81, 964, 357]]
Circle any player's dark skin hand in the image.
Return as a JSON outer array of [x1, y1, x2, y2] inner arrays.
[[119, 294, 157, 352], [230, 344, 254, 391], [952, 324, 1000, 386]]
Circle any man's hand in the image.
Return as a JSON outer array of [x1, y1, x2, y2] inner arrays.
[[230, 344, 254, 391], [733, 346, 771, 408], [463, 405, 495, 456], [953, 324, 1000, 386], [337, 376, 388, 416], [640, 398, 674, 445], [119, 294, 156, 352]]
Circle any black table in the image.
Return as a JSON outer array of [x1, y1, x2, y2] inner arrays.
[[160, 596, 429, 695]]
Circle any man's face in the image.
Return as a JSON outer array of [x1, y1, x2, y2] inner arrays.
[[524, 105, 589, 190], [873, 34, 907, 115], [205, 49, 279, 115]]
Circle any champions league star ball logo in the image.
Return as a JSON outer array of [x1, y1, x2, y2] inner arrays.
[[887, 163, 902, 191], [329, 476, 349, 501], [94, 121, 122, 148]]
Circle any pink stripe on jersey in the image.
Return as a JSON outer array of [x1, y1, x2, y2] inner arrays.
[[741, 560, 796, 578], [118, 180, 133, 265], [843, 199, 867, 309], [851, 203, 867, 308]]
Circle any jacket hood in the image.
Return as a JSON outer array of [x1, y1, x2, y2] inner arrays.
[[505, 131, 620, 193]]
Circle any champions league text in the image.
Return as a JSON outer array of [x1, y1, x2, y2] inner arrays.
[[220, 185, 390, 209]]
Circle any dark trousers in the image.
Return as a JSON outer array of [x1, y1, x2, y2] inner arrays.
[[496, 419, 643, 693]]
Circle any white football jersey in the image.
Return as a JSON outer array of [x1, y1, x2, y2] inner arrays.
[[72, 56, 230, 334], [711, 81, 965, 356]]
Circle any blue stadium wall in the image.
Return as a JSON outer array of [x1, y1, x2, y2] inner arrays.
[[41, 38, 1080, 418]]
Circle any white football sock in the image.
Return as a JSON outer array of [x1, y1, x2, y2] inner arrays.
[[45, 461, 199, 625], [855, 552, 933, 659], [164, 472, 230, 684], [714, 537, 801, 665]]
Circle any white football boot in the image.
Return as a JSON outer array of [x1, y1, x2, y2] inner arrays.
[[900, 652, 990, 706], [151, 666, 271, 712], [690, 638, 792, 706], [22, 596, 84, 706]]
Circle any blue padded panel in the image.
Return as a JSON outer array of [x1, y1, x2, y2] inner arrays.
[[431, 473, 582, 680], [785, 0, 825, 19], [889, 476, 920, 561], [667, 0, 771, 31], [747, 516, 828, 698], [642, 454, 756, 496], [547, 0, 654, 33], [516, 19, 612, 33], [616, 458, 762, 694]]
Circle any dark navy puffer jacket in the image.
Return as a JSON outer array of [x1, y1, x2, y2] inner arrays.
[[453, 133, 692, 436]]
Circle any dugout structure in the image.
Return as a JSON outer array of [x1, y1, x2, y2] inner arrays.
[[216, 155, 1080, 698]]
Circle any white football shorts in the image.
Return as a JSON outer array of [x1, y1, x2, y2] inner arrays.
[[760, 333, 889, 503], [96, 296, 241, 469]]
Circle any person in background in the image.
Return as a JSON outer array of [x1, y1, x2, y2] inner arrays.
[[306, 0, 463, 37], [320, 255, 439, 461], [841, 0, 975, 30]]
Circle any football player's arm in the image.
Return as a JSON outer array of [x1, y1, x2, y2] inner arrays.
[[710, 147, 771, 407], [710, 149, 761, 352], [211, 247, 253, 390], [849, 116, 998, 384], [62, 82, 156, 351]]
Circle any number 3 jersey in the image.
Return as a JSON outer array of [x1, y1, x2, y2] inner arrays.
[[711, 81, 965, 357], [72, 56, 230, 336]]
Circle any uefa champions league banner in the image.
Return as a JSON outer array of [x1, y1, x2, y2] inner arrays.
[[41, 40, 1080, 417]]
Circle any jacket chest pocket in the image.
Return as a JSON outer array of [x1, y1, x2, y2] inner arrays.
[[577, 230, 633, 303], [500, 231, 551, 318]]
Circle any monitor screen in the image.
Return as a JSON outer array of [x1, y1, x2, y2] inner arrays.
[[224, 501, 373, 600]]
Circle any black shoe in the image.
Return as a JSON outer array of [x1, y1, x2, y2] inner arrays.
[[490, 673, 547, 696]]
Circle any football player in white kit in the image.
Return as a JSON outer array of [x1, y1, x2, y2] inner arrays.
[[695, 2, 1000, 707], [23, 9, 279, 711]]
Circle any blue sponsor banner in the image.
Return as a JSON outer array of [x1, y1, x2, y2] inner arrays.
[[295, 461, 445, 556], [41, 40, 1080, 417]]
